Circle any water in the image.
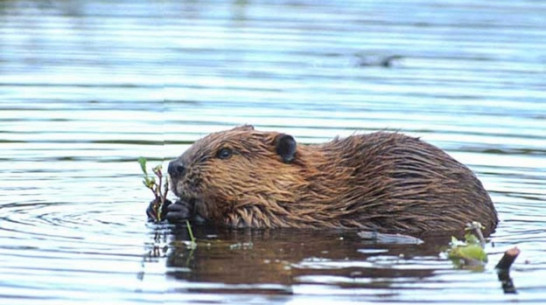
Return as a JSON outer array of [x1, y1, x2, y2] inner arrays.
[[1, 0, 545, 304]]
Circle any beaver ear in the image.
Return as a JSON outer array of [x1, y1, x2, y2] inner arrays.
[[275, 134, 297, 163], [232, 124, 254, 131]]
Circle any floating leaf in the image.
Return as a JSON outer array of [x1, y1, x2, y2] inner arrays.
[[444, 221, 488, 268], [448, 243, 488, 263], [446, 232, 488, 269]]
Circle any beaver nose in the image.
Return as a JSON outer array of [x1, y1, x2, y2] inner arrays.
[[168, 160, 186, 177]]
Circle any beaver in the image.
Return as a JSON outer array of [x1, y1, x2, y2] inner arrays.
[[160, 125, 498, 235]]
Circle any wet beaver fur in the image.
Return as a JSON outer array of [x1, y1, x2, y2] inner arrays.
[[163, 125, 498, 235]]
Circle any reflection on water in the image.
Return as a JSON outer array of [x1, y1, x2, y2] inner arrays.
[[1, 0, 545, 304], [165, 228, 447, 286]]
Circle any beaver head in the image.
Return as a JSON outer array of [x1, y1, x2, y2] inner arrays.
[[168, 125, 309, 227]]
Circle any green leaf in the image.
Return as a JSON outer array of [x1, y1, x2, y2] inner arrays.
[[464, 233, 481, 245], [449, 244, 487, 262], [138, 157, 148, 175], [143, 177, 156, 188], [446, 232, 488, 266]]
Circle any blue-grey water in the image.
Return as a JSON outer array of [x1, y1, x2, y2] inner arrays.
[[1, 0, 545, 304]]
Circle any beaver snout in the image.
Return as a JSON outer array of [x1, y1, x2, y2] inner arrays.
[[168, 160, 186, 178]]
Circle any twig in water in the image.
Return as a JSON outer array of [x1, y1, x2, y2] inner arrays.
[[496, 247, 520, 294], [495, 247, 520, 270]]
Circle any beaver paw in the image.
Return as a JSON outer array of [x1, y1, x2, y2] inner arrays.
[[165, 200, 193, 223], [165, 199, 207, 225], [146, 199, 172, 222]]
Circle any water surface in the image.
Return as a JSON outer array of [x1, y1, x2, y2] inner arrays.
[[1, 0, 545, 304]]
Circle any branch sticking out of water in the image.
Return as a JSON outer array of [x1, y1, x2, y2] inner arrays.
[[496, 247, 520, 294], [496, 247, 520, 271]]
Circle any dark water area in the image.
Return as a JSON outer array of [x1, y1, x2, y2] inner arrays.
[[1, 0, 545, 304]]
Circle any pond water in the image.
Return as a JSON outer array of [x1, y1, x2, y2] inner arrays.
[[1, 0, 545, 304]]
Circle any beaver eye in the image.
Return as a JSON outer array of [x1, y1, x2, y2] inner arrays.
[[216, 147, 233, 160]]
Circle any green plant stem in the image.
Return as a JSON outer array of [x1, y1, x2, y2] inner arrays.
[[186, 220, 196, 244]]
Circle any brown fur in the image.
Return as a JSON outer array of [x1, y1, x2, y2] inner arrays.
[[170, 125, 498, 234]]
